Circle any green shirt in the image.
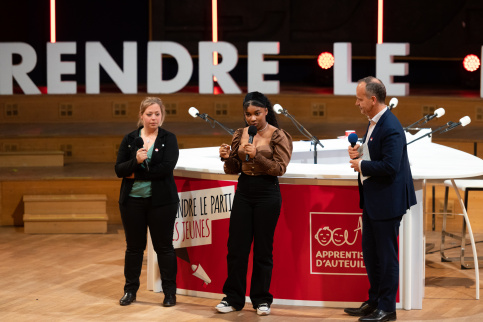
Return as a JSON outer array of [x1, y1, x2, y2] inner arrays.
[[129, 143, 154, 198]]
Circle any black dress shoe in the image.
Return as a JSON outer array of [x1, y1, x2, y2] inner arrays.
[[163, 294, 176, 307], [359, 309, 396, 321], [344, 301, 377, 316], [119, 292, 136, 306]]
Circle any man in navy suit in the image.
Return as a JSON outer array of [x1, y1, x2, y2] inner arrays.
[[344, 77, 417, 322]]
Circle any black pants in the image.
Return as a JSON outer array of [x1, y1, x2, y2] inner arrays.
[[120, 197, 178, 295], [362, 210, 402, 312], [222, 173, 282, 310]]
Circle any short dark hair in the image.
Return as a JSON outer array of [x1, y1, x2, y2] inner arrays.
[[358, 76, 386, 104]]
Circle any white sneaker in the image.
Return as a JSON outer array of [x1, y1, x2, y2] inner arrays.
[[256, 303, 271, 316], [215, 301, 235, 313]]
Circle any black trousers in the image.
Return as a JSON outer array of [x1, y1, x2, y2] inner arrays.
[[222, 173, 282, 310], [120, 197, 178, 295], [362, 210, 402, 312]]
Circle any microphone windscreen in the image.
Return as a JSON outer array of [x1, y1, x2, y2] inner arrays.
[[188, 107, 199, 118], [348, 133, 358, 145], [434, 107, 445, 117], [389, 97, 398, 108], [273, 104, 283, 114], [134, 137, 144, 148], [460, 116, 471, 126], [248, 125, 258, 136]]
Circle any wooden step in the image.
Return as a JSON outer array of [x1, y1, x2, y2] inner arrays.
[[23, 194, 108, 234]]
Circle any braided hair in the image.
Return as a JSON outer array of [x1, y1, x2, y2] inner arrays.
[[242, 91, 279, 128]]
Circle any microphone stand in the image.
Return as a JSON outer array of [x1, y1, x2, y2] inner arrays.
[[404, 115, 437, 132], [404, 116, 428, 132], [407, 122, 455, 145], [196, 113, 234, 136], [279, 109, 324, 164]]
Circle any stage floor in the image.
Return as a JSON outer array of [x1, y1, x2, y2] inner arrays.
[[0, 226, 481, 321]]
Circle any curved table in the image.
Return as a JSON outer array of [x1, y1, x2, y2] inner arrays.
[[146, 133, 483, 309]]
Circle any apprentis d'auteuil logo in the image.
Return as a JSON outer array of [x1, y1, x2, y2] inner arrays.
[[310, 212, 366, 275]]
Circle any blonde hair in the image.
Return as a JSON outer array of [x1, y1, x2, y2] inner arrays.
[[137, 97, 166, 127]]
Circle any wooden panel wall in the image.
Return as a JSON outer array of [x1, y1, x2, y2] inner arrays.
[[1, 93, 482, 126]]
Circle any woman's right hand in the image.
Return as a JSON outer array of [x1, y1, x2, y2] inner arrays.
[[136, 147, 148, 164], [219, 143, 231, 159]]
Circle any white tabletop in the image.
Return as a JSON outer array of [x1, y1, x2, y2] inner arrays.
[[175, 134, 483, 181]]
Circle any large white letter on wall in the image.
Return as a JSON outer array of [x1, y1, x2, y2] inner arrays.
[[147, 41, 193, 94], [333, 42, 357, 95], [247, 42, 280, 94], [0, 42, 40, 95], [86, 42, 137, 94], [199, 41, 241, 94], [376, 43, 409, 96], [47, 42, 77, 94]]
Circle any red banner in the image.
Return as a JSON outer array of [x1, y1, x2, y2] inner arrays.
[[173, 177, 377, 303]]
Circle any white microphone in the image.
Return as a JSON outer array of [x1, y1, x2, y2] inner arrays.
[[460, 116, 471, 127], [440, 116, 471, 133], [273, 103, 284, 115], [425, 107, 445, 122], [388, 98, 398, 110], [188, 107, 199, 118], [188, 106, 208, 120], [434, 107, 445, 118]]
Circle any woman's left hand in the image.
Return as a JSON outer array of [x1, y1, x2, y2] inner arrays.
[[244, 143, 256, 159]]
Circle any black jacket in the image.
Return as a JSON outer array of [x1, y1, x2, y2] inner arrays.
[[115, 127, 179, 206], [358, 110, 417, 220]]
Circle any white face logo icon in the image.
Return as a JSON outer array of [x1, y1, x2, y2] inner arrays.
[[314, 217, 362, 247]]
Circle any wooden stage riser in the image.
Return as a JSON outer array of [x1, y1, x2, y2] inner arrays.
[[1, 137, 482, 163], [0, 180, 122, 227], [1, 93, 483, 126], [1, 179, 482, 234]]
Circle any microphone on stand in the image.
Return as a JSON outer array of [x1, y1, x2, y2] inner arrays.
[[188, 107, 234, 135], [439, 116, 471, 133], [404, 107, 446, 131], [134, 137, 149, 171], [422, 107, 445, 124], [407, 116, 471, 145], [274, 103, 323, 164], [388, 98, 398, 111], [246, 125, 257, 161], [273, 104, 286, 115]]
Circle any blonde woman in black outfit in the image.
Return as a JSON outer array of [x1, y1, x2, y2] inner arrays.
[[115, 97, 179, 307]]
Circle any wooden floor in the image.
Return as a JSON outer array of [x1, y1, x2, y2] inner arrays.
[[0, 227, 482, 322]]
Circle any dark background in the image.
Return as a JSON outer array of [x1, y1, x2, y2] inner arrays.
[[1, 0, 482, 92]]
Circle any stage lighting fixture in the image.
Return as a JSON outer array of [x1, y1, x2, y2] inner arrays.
[[463, 54, 480, 72], [317, 52, 334, 69]]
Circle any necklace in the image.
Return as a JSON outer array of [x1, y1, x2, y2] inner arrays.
[[258, 123, 269, 132], [143, 129, 158, 143]]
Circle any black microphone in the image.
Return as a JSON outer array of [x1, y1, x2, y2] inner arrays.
[[246, 125, 257, 161], [134, 137, 149, 171]]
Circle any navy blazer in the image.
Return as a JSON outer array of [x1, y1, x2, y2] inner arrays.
[[359, 109, 417, 220], [115, 127, 179, 206]]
